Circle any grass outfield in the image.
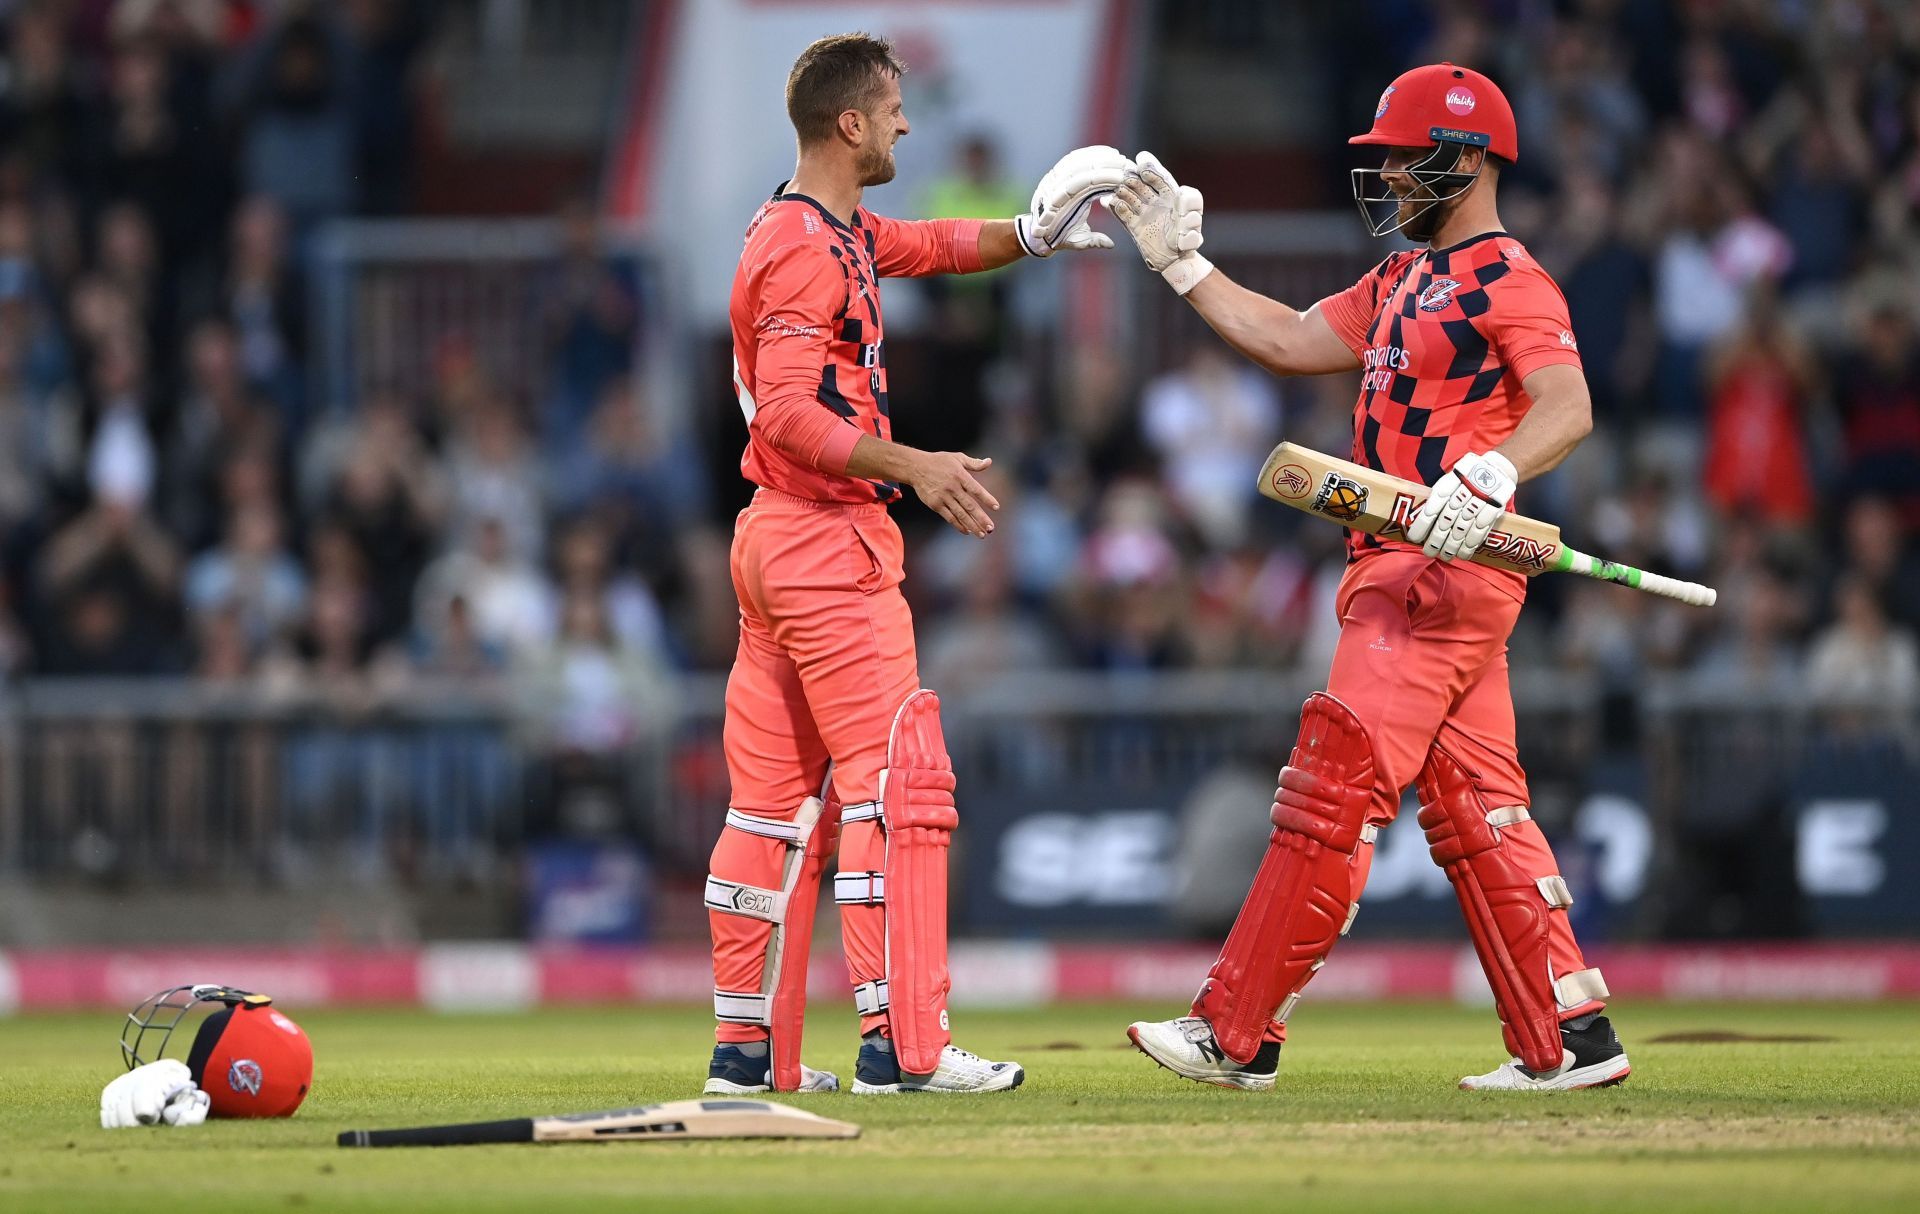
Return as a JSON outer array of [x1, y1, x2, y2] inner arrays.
[[2, 1001, 1917, 1213]]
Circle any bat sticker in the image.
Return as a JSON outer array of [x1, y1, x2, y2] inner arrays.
[[1314, 473, 1369, 522]]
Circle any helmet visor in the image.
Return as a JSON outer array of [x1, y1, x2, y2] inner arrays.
[[1349, 141, 1481, 239]]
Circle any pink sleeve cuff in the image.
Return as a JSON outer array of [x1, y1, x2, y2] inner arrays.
[[951, 219, 987, 273], [816, 419, 864, 474]]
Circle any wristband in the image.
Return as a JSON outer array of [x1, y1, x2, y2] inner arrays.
[[1162, 253, 1214, 296]]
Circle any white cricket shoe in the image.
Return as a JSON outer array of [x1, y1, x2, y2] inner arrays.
[[851, 1034, 1025, 1094], [702, 1042, 839, 1094], [1459, 1014, 1631, 1091], [1127, 1016, 1280, 1091]]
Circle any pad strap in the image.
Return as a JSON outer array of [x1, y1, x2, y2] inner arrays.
[[840, 800, 883, 824], [705, 876, 786, 923], [834, 872, 886, 904], [1554, 967, 1609, 1007], [714, 989, 769, 1025], [853, 979, 890, 1016], [726, 809, 804, 841]]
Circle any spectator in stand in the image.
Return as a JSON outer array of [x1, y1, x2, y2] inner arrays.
[[1065, 481, 1186, 671], [1639, 130, 1792, 419], [919, 531, 1067, 695], [34, 479, 184, 676], [166, 317, 276, 551], [223, 10, 358, 229], [91, 202, 173, 383], [313, 391, 442, 644], [190, 599, 252, 682], [414, 513, 551, 657], [1535, 170, 1648, 417], [262, 523, 399, 704], [444, 398, 545, 564], [548, 515, 667, 661], [411, 592, 506, 681], [0, 2, 89, 188], [205, 196, 303, 423], [1749, 102, 1871, 296], [1690, 561, 1805, 697], [1833, 301, 1920, 527], [82, 29, 225, 277], [513, 588, 675, 835], [1836, 496, 1920, 630], [1700, 296, 1817, 529], [1806, 574, 1919, 711], [0, 298, 55, 537], [540, 197, 638, 455], [1141, 343, 1281, 550], [340, 0, 425, 216], [183, 501, 304, 654], [915, 133, 1029, 447], [553, 375, 707, 571]]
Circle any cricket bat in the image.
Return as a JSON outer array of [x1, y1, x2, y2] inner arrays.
[[337, 1099, 860, 1148], [1257, 442, 1716, 607]]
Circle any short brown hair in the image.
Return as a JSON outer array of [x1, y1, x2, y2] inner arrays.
[[785, 33, 904, 145]]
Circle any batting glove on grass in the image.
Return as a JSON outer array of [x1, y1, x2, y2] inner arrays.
[[1107, 151, 1212, 295], [1015, 145, 1133, 258], [1407, 450, 1518, 561], [102, 1059, 211, 1128]]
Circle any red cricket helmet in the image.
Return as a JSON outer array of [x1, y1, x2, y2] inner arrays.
[[1348, 63, 1517, 239], [121, 984, 314, 1118]]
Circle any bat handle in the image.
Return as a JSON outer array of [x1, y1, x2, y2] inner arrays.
[[1636, 569, 1718, 608], [1561, 549, 1718, 607]]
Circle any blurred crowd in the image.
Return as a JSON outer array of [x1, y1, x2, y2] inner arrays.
[[1, 0, 1917, 736], [0, 0, 685, 751]]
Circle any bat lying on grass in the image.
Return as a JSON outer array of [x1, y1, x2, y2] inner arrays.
[[1258, 442, 1717, 607], [338, 1099, 860, 1148]]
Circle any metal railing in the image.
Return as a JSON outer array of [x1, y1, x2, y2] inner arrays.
[[9, 670, 1903, 886]]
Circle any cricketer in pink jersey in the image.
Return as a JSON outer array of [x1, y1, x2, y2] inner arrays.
[[1114, 63, 1630, 1093], [703, 32, 1133, 1095]]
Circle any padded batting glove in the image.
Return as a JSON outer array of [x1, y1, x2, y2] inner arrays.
[[1406, 450, 1518, 562], [102, 1059, 211, 1128], [1014, 145, 1133, 258], [1107, 150, 1213, 295]]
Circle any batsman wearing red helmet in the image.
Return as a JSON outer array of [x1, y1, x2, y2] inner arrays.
[[1112, 63, 1630, 1091]]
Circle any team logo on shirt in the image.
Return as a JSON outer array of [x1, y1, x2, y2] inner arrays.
[[1417, 278, 1463, 312], [1559, 329, 1579, 349]]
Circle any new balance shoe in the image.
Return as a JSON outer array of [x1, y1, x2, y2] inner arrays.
[[701, 1041, 839, 1094], [851, 1031, 1025, 1094], [1458, 1013, 1631, 1091], [1127, 1016, 1280, 1091]]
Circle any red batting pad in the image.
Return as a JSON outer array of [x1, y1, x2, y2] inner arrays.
[[1193, 693, 1377, 1064], [882, 691, 960, 1076]]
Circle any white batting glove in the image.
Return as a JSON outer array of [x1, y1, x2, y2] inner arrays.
[[101, 1060, 211, 1128], [1106, 151, 1213, 295], [1014, 145, 1132, 258], [1406, 450, 1518, 561]]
